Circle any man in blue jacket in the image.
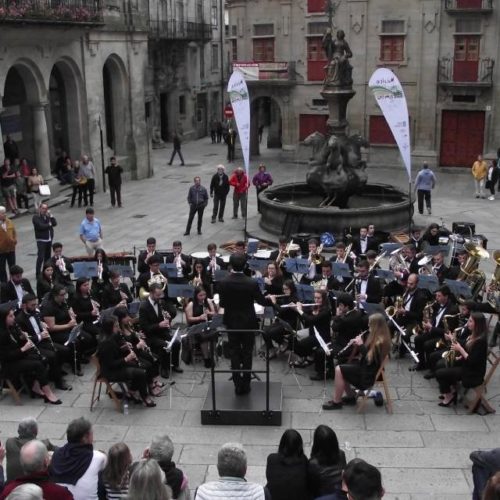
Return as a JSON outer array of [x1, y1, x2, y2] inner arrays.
[[184, 176, 208, 236], [414, 162, 436, 215]]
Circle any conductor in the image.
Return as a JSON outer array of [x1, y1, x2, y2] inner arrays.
[[218, 253, 270, 395]]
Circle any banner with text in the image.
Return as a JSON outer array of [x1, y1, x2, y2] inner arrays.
[[369, 68, 411, 181], [227, 70, 251, 174]]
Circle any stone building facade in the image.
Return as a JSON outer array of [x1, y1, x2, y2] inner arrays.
[[226, 0, 500, 168], [0, 0, 224, 186]]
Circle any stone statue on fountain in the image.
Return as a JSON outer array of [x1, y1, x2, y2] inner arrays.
[[305, 28, 369, 208]]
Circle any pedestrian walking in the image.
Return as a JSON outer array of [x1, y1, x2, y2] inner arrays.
[[105, 156, 123, 208], [3, 135, 19, 165], [496, 147, 500, 191], [184, 176, 208, 236], [252, 163, 273, 213], [486, 159, 499, 201], [216, 120, 223, 143], [258, 124, 264, 144], [210, 117, 217, 144], [168, 132, 185, 166], [229, 167, 249, 219], [32, 202, 56, 277], [210, 164, 230, 223], [80, 154, 97, 206], [226, 128, 237, 162], [414, 162, 436, 215], [79, 207, 103, 256], [472, 154, 488, 199], [0, 206, 17, 283]]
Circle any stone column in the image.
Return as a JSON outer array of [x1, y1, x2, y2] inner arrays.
[[0, 105, 4, 145], [32, 102, 51, 179]]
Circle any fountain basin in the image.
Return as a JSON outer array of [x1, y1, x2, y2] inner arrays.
[[259, 182, 411, 235]]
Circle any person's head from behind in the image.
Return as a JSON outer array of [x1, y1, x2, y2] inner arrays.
[[103, 442, 132, 490], [21, 440, 49, 475], [311, 424, 341, 465], [147, 434, 174, 467], [342, 458, 384, 500], [278, 429, 304, 460], [18, 417, 38, 440], [128, 459, 171, 500], [5, 483, 43, 500], [482, 471, 500, 500], [66, 417, 93, 445], [229, 253, 246, 272], [217, 443, 247, 479]]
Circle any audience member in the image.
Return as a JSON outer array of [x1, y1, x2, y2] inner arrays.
[[0, 440, 72, 500], [470, 447, 500, 500], [265, 429, 311, 500], [97, 442, 132, 500], [127, 460, 171, 500], [5, 483, 43, 500], [482, 471, 500, 500], [0, 206, 17, 283], [195, 443, 269, 499], [49, 418, 106, 500], [342, 458, 384, 500]]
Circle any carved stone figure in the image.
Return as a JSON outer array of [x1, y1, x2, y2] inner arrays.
[[322, 29, 353, 87]]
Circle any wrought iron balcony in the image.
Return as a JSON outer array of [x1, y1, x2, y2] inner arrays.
[[149, 19, 212, 42], [437, 57, 494, 87], [0, 0, 103, 25], [231, 61, 296, 86], [444, 0, 493, 13]]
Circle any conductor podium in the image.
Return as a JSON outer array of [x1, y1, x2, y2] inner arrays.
[[200, 328, 283, 426]]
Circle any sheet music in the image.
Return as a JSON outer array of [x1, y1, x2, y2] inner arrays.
[[314, 327, 331, 355]]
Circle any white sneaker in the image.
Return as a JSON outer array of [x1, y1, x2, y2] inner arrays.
[[488, 195, 495, 201]]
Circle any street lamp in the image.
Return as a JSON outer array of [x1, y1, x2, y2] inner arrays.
[[97, 115, 106, 193]]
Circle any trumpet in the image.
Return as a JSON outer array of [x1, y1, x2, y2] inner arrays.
[[56, 256, 69, 277], [276, 240, 293, 266], [97, 258, 104, 284]]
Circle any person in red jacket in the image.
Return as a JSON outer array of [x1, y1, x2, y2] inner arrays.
[[229, 167, 249, 219], [0, 440, 73, 500]]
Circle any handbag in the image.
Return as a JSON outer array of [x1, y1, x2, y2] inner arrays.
[[78, 176, 88, 185], [39, 184, 51, 196]]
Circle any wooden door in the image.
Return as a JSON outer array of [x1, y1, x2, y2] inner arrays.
[[453, 36, 480, 82], [299, 114, 328, 140], [440, 110, 485, 167]]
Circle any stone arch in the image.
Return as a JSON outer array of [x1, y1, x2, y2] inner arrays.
[[103, 54, 128, 155], [49, 57, 86, 159], [250, 94, 283, 155]]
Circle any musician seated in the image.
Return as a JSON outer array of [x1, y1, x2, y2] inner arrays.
[[71, 278, 102, 336], [313, 261, 342, 292], [329, 242, 354, 290], [113, 306, 163, 395], [413, 285, 459, 371], [0, 305, 61, 404], [40, 285, 97, 375], [404, 244, 420, 275], [354, 260, 382, 305], [331, 293, 368, 362], [291, 290, 332, 378], [448, 250, 468, 280], [262, 280, 300, 358], [36, 262, 55, 303], [189, 260, 211, 291], [352, 226, 377, 259], [138, 283, 181, 379], [97, 316, 156, 407], [382, 272, 406, 308], [264, 262, 284, 295], [51, 242, 74, 296], [366, 250, 380, 276], [137, 237, 162, 274], [0, 265, 35, 307], [101, 270, 133, 310], [409, 226, 424, 256], [432, 251, 449, 284], [435, 312, 488, 407], [91, 248, 110, 303], [301, 238, 324, 285], [137, 254, 168, 297], [323, 312, 391, 410], [165, 240, 191, 283], [16, 293, 71, 390], [421, 223, 441, 248], [184, 286, 217, 368]]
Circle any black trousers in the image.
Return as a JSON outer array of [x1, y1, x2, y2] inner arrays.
[[186, 205, 205, 233], [294, 335, 317, 358], [414, 330, 441, 367], [227, 145, 235, 162], [262, 323, 287, 349], [417, 190, 431, 214], [147, 336, 181, 371], [436, 366, 463, 394], [104, 366, 149, 399], [0, 251, 16, 283], [3, 358, 49, 387], [110, 184, 122, 207], [39, 345, 64, 383], [36, 240, 52, 277], [78, 185, 88, 207], [228, 331, 254, 389], [212, 194, 227, 221], [86, 179, 95, 206], [169, 149, 185, 165]]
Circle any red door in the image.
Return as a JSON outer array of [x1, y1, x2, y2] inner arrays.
[[299, 114, 328, 140], [456, 0, 482, 7], [453, 36, 480, 82], [307, 37, 326, 81], [440, 110, 485, 167]]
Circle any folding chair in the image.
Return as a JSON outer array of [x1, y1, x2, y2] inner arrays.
[[357, 355, 393, 414], [0, 363, 25, 405], [89, 355, 127, 412], [465, 349, 499, 415]]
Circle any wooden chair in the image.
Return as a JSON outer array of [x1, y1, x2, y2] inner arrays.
[[90, 355, 127, 412], [357, 355, 393, 414], [465, 349, 499, 414], [1, 378, 24, 405]]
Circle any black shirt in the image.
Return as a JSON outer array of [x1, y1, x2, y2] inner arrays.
[[104, 165, 123, 186]]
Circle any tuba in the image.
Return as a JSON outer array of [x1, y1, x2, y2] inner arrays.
[[458, 242, 489, 299], [486, 250, 500, 310]]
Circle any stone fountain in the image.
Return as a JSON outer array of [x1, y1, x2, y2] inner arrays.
[[259, 29, 410, 236]]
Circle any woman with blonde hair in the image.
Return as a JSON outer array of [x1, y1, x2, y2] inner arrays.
[[127, 459, 171, 500], [323, 312, 391, 410]]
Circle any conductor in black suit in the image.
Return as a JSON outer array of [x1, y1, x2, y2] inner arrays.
[[218, 253, 271, 395]]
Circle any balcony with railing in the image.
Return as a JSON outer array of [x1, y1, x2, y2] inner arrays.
[[0, 0, 103, 25], [438, 56, 494, 87], [149, 19, 212, 42], [444, 0, 493, 13], [231, 61, 296, 86]]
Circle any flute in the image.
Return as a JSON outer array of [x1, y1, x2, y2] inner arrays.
[[280, 303, 317, 308], [337, 329, 369, 356]]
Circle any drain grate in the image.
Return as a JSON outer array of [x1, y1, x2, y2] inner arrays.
[[132, 214, 147, 219]]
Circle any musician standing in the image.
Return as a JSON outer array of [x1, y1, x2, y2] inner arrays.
[[138, 282, 181, 379], [218, 254, 271, 395], [51, 242, 74, 294], [137, 237, 162, 274], [352, 226, 377, 259], [353, 260, 382, 305], [202, 242, 226, 296], [184, 176, 208, 236], [32, 203, 57, 277], [165, 240, 191, 284], [210, 165, 230, 223]]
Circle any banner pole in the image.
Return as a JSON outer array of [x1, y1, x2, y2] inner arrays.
[[408, 181, 412, 236]]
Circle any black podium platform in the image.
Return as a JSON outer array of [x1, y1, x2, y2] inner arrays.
[[201, 381, 283, 426]]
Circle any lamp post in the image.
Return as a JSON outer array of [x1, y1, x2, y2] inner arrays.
[[97, 115, 106, 193]]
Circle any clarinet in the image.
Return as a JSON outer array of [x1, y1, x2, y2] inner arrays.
[[12, 325, 46, 362], [118, 333, 143, 368]]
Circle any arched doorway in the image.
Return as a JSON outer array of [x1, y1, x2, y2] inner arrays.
[[250, 96, 282, 156], [2, 60, 50, 177], [103, 56, 127, 154]]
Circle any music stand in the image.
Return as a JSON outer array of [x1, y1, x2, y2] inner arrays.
[[379, 242, 402, 255], [248, 258, 271, 274], [331, 262, 352, 278], [427, 244, 450, 256], [72, 261, 98, 279], [214, 269, 229, 282], [278, 318, 304, 391], [417, 275, 440, 293], [358, 302, 385, 316], [246, 238, 259, 256], [314, 326, 332, 412], [128, 301, 141, 316], [375, 269, 395, 283], [162, 327, 187, 407], [161, 263, 179, 279], [296, 284, 314, 303], [284, 258, 310, 276], [64, 322, 82, 382], [444, 279, 473, 300]]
